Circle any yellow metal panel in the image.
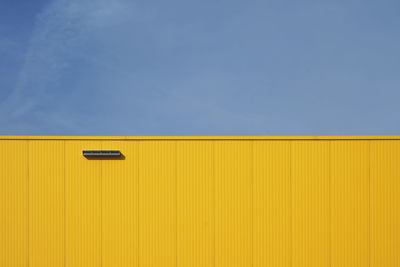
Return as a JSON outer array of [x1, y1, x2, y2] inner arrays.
[[215, 141, 253, 267], [65, 140, 102, 267], [102, 140, 139, 267], [331, 141, 370, 267], [0, 140, 28, 267], [138, 141, 177, 267], [254, 141, 291, 267], [29, 141, 65, 267], [1, 137, 400, 267], [292, 141, 331, 267], [2, 135, 400, 140], [371, 141, 400, 266], [177, 141, 214, 267]]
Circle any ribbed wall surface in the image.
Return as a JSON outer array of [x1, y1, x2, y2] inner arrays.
[[0, 137, 400, 267], [0, 140, 28, 267]]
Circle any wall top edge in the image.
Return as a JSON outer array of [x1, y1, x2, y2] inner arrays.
[[0, 136, 400, 140]]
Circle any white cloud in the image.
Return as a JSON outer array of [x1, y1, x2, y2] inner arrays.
[[1, 0, 399, 135], [0, 0, 135, 132]]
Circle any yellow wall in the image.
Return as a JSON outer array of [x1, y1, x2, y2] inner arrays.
[[1, 137, 399, 267]]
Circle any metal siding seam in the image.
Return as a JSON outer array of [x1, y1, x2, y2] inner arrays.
[[252, 141, 255, 267], [289, 140, 293, 267], [64, 140, 66, 267], [212, 141, 216, 267], [368, 141, 371, 267], [328, 141, 332, 267], [65, 141, 68, 267], [251, 141, 254, 267], [27, 140, 30, 267], [175, 141, 177, 267], [100, 141, 103, 267], [137, 141, 140, 267], [26, 141, 31, 267]]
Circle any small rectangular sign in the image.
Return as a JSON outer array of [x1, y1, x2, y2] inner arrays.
[[83, 150, 121, 156]]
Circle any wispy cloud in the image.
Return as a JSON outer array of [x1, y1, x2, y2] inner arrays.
[[1, 0, 399, 135], [0, 0, 265, 135], [0, 0, 131, 131]]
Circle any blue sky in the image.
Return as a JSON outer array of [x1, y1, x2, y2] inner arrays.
[[0, 0, 399, 135]]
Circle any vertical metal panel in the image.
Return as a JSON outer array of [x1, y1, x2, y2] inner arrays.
[[370, 141, 400, 267], [102, 141, 139, 267], [138, 141, 177, 267], [331, 141, 370, 267], [29, 141, 65, 267], [254, 141, 291, 267], [215, 140, 253, 267], [292, 141, 331, 267], [65, 140, 102, 267], [1, 137, 400, 267], [0, 140, 29, 267], [177, 141, 215, 267]]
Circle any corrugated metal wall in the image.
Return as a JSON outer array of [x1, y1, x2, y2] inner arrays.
[[0, 137, 399, 267]]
